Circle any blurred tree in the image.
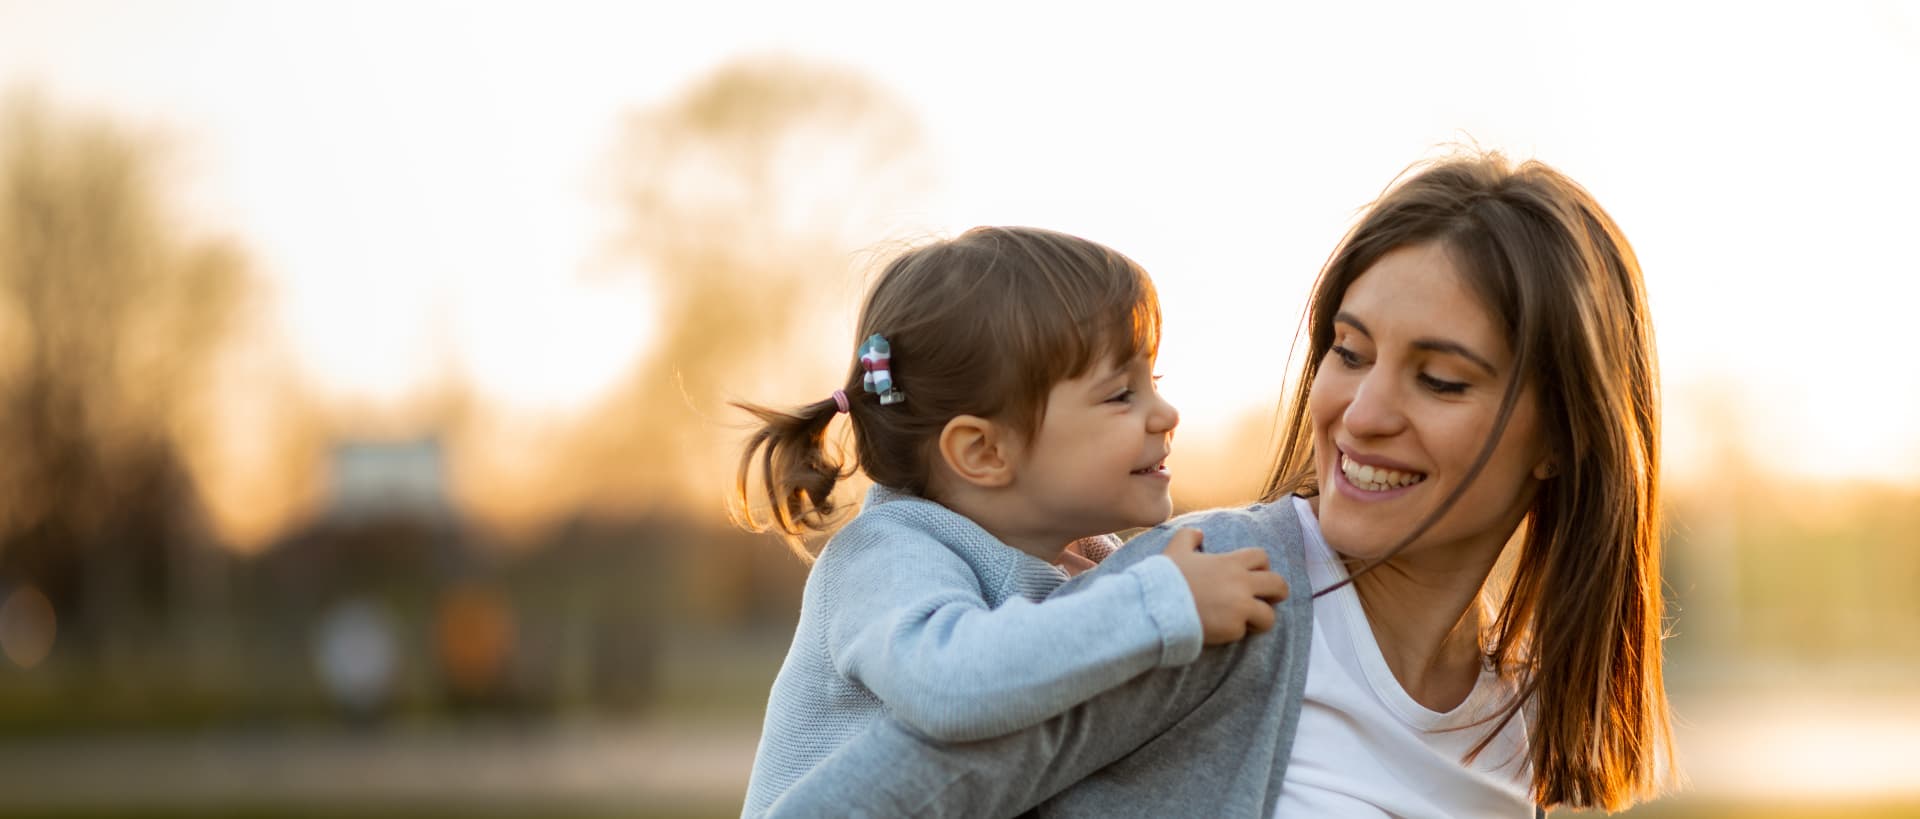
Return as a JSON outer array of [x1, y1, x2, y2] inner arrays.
[[563, 57, 930, 508], [0, 93, 246, 662], [556, 55, 931, 624]]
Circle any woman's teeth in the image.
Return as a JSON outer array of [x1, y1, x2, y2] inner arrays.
[[1340, 454, 1426, 492]]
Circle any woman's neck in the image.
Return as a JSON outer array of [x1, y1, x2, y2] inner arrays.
[[1349, 557, 1493, 712], [1308, 495, 1507, 712]]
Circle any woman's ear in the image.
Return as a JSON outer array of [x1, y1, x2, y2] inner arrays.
[[938, 415, 1015, 489], [1532, 458, 1557, 481]]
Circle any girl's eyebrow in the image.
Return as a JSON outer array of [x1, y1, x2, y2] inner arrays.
[[1334, 311, 1498, 376], [1083, 362, 1128, 392]]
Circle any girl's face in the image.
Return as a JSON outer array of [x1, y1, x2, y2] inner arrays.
[[1010, 352, 1180, 542], [1309, 241, 1551, 562]]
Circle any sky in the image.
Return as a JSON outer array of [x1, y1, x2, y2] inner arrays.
[[2, 0, 1917, 493]]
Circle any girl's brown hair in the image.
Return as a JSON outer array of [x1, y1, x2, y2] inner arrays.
[[731, 226, 1161, 561], [1263, 153, 1673, 810]]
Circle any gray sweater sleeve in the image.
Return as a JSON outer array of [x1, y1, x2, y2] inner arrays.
[[822, 527, 1203, 742], [761, 502, 1313, 819]]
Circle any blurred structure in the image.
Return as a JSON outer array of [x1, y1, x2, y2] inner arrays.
[[0, 586, 56, 669], [313, 598, 398, 715], [325, 438, 456, 527]]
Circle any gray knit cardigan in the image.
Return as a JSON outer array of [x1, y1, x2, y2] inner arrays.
[[760, 497, 1316, 818], [742, 486, 1206, 815]]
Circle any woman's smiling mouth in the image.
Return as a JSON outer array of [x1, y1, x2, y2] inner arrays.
[[1338, 451, 1427, 492]]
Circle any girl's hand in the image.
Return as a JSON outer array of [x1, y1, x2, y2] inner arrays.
[[1161, 528, 1291, 645]]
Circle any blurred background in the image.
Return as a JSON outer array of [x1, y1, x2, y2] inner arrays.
[[0, 1, 1915, 817]]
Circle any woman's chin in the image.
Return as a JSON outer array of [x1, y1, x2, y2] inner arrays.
[[1318, 512, 1403, 561]]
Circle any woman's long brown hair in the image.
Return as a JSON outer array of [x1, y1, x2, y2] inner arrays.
[[1264, 153, 1673, 810]]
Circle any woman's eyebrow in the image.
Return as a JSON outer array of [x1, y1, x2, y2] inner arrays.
[[1336, 311, 1499, 376], [1332, 312, 1371, 337], [1413, 338, 1498, 376]]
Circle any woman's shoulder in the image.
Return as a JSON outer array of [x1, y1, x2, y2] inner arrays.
[[1156, 497, 1304, 551], [1092, 497, 1307, 578]]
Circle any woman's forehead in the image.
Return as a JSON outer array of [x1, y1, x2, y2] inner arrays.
[[1338, 243, 1511, 361]]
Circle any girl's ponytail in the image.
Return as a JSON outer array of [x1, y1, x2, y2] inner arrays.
[[730, 395, 849, 562]]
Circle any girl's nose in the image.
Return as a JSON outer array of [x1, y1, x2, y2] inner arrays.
[[1149, 392, 1180, 435]]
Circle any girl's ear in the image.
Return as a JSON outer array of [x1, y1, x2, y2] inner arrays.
[[937, 415, 1015, 489], [1532, 458, 1557, 481]]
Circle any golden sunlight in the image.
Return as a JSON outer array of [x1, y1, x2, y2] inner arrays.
[[1, 4, 1916, 813]]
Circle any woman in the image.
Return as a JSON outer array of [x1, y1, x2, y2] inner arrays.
[[760, 152, 1673, 817]]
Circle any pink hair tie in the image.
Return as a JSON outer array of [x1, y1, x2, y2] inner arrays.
[[831, 389, 850, 414]]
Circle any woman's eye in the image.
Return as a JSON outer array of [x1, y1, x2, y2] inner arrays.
[[1329, 345, 1363, 368], [1418, 373, 1469, 394]]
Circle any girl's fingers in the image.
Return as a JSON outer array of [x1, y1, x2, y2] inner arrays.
[[1252, 573, 1290, 602], [1246, 600, 1276, 633], [1232, 548, 1270, 569], [1163, 528, 1205, 554]]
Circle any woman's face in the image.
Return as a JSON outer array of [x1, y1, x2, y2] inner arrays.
[[1309, 241, 1550, 562]]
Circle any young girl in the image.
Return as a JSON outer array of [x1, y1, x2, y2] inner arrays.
[[732, 226, 1291, 815]]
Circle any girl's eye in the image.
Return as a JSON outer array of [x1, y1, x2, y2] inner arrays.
[[1329, 345, 1363, 368], [1418, 373, 1469, 395], [1106, 389, 1135, 404]]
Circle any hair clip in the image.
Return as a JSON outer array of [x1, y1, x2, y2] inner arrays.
[[859, 334, 905, 405]]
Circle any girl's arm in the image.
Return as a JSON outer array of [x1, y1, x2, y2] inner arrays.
[[770, 637, 1258, 818], [820, 522, 1203, 743], [770, 511, 1309, 819]]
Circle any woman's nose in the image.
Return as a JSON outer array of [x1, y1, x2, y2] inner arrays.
[[1342, 373, 1406, 438]]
